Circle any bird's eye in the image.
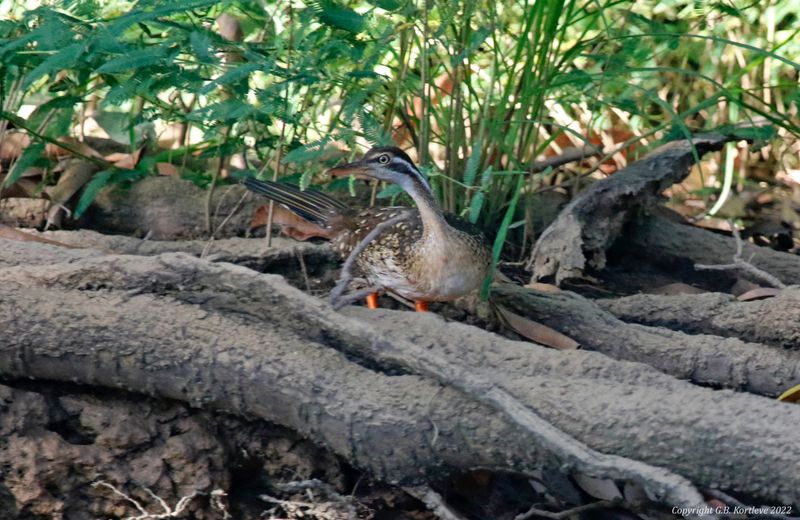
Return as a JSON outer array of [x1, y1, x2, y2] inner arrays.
[[378, 154, 390, 164]]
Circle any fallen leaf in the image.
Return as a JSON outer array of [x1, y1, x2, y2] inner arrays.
[[736, 287, 781, 301], [730, 278, 760, 296], [0, 224, 80, 248], [778, 384, 800, 403], [45, 136, 104, 160], [523, 282, 561, 293], [104, 147, 143, 169], [44, 161, 97, 228], [496, 304, 579, 350], [156, 162, 180, 176], [573, 474, 623, 501]]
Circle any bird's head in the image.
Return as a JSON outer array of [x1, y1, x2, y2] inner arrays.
[[328, 146, 431, 193]]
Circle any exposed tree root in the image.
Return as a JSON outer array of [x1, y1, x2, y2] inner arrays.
[[491, 284, 800, 396], [628, 217, 800, 287], [2, 238, 800, 512], [597, 287, 799, 349]]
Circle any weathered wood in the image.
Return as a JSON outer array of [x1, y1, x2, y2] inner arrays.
[[529, 133, 746, 283], [492, 284, 800, 397], [629, 217, 800, 287], [597, 288, 800, 349], [83, 176, 264, 239], [1, 238, 800, 509]]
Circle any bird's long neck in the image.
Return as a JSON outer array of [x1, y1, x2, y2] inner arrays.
[[402, 176, 448, 239]]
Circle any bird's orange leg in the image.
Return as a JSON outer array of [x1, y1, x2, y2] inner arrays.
[[366, 292, 379, 310], [414, 301, 429, 312]]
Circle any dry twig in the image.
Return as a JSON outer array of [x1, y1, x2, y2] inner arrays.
[[91, 481, 199, 520], [514, 499, 618, 520], [695, 224, 786, 289], [404, 486, 470, 520]]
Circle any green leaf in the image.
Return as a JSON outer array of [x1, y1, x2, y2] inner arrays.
[[377, 184, 403, 199], [480, 166, 493, 188], [4, 142, 45, 188], [75, 170, 115, 218], [189, 30, 217, 64], [463, 138, 483, 186], [200, 63, 259, 95], [282, 136, 333, 164], [468, 191, 484, 223], [716, 123, 777, 142], [95, 45, 169, 73], [23, 42, 84, 89], [27, 95, 80, 138], [311, 0, 366, 33], [187, 99, 254, 124], [366, 0, 403, 11], [481, 173, 524, 299]]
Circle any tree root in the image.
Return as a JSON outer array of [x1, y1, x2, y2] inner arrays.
[[2, 238, 800, 510], [491, 284, 800, 396], [597, 287, 799, 349]]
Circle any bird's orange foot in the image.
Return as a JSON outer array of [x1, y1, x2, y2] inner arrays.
[[366, 292, 379, 310], [414, 301, 429, 312]]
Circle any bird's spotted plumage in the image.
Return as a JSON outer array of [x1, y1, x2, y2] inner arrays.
[[245, 146, 492, 303]]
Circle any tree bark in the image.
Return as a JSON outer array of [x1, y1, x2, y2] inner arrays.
[[596, 287, 800, 349], [628, 217, 800, 287], [529, 133, 744, 283], [492, 285, 800, 397], [2, 238, 800, 510]]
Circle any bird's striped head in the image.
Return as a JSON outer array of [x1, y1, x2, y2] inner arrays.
[[328, 146, 432, 194]]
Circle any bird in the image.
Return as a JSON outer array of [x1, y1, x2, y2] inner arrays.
[[244, 146, 491, 312]]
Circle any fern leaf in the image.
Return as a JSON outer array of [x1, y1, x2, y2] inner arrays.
[[95, 45, 169, 74], [23, 43, 85, 90], [187, 99, 253, 124], [282, 136, 333, 164], [4, 142, 45, 188], [75, 170, 115, 218], [200, 63, 259, 95], [312, 0, 366, 34]]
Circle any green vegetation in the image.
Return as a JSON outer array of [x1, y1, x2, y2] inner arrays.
[[1, 0, 799, 255]]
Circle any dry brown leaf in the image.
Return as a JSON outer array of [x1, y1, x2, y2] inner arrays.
[[44, 136, 104, 160], [730, 278, 760, 296], [737, 287, 781, 301], [496, 304, 579, 350], [250, 204, 333, 240], [0, 224, 80, 248], [44, 161, 98, 228], [104, 147, 143, 169], [156, 162, 180, 176], [0, 132, 31, 160], [522, 282, 561, 293]]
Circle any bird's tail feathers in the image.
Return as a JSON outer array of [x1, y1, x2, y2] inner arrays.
[[244, 177, 348, 236]]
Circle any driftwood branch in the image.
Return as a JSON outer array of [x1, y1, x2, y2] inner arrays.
[[1, 238, 800, 511], [528, 133, 750, 283]]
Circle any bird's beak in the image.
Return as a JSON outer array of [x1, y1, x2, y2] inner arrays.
[[327, 160, 374, 181]]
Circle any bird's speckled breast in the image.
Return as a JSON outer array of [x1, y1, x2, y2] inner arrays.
[[332, 207, 491, 301]]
